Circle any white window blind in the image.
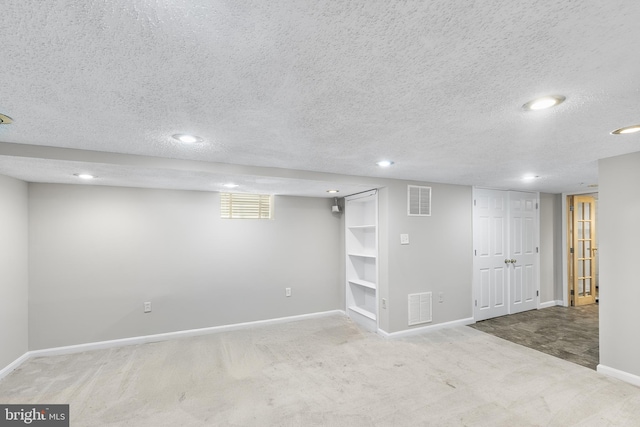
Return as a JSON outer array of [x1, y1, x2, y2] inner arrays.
[[221, 193, 272, 219]]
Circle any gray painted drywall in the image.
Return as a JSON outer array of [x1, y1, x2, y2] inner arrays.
[[539, 193, 562, 304], [383, 180, 473, 333], [28, 184, 342, 350], [599, 152, 640, 377], [0, 175, 29, 369]]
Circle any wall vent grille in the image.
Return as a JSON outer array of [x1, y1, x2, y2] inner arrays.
[[408, 185, 431, 216], [408, 292, 432, 326]]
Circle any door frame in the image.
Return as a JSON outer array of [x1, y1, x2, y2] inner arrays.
[[561, 190, 599, 307], [472, 187, 541, 320]]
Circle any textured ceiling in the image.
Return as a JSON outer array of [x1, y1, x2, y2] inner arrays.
[[1, 0, 640, 196]]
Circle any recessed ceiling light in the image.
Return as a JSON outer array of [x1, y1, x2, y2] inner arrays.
[[522, 95, 566, 111], [0, 113, 13, 124], [326, 190, 339, 193], [74, 173, 96, 180], [611, 125, 640, 135], [522, 175, 539, 181], [376, 160, 394, 167], [172, 134, 203, 143], [223, 183, 239, 188]]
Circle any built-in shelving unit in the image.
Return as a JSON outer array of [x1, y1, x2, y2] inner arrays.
[[345, 190, 378, 331]]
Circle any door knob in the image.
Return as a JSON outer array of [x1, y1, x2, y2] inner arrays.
[[510, 259, 517, 264], [505, 259, 510, 264]]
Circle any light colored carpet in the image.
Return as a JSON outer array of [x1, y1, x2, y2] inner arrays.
[[1, 314, 639, 426]]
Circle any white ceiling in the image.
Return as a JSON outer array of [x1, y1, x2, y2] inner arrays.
[[1, 1, 639, 197]]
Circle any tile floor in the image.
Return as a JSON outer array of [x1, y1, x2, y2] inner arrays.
[[469, 304, 599, 370]]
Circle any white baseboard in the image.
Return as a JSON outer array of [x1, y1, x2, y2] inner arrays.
[[377, 317, 475, 339], [1, 310, 346, 379], [597, 364, 640, 388], [0, 352, 31, 381], [539, 300, 564, 309]]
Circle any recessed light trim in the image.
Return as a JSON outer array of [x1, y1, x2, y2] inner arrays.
[[523, 95, 566, 111], [172, 134, 203, 143], [326, 190, 339, 193], [611, 125, 640, 135], [376, 160, 394, 167], [223, 183, 239, 188], [74, 173, 96, 180], [0, 113, 13, 124]]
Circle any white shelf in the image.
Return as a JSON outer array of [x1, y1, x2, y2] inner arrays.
[[348, 252, 376, 259], [348, 224, 376, 230], [348, 305, 377, 320], [348, 279, 376, 290], [345, 190, 378, 332]]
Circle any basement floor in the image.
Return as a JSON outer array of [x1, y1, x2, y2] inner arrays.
[[2, 310, 636, 426], [469, 304, 599, 370]]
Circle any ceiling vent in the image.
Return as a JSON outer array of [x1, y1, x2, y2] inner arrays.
[[408, 185, 431, 216], [408, 292, 432, 326]]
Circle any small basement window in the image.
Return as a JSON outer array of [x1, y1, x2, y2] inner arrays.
[[221, 193, 273, 219]]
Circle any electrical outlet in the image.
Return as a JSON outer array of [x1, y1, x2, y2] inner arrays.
[[285, 287, 292, 297], [438, 292, 444, 303], [400, 234, 409, 245], [144, 301, 152, 313]]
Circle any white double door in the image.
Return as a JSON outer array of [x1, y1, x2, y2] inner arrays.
[[473, 189, 539, 321]]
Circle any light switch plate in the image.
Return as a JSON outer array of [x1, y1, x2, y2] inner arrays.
[[400, 234, 409, 245]]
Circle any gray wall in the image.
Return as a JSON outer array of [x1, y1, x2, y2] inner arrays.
[[539, 193, 563, 304], [599, 152, 640, 377], [0, 175, 29, 369], [382, 180, 473, 333], [28, 184, 342, 350]]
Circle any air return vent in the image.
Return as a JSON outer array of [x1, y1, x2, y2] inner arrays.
[[408, 292, 432, 326], [408, 185, 431, 216]]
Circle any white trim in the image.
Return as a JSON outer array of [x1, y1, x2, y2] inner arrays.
[[30, 310, 345, 358], [535, 191, 541, 311], [539, 300, 563, 309], [377, 317, 475, 339], [0, 352, 30, 381], [597, 364, 640, 388], [0, 310, 346, 378]]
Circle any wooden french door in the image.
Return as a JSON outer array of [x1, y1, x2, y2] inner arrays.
[[568, 195, 597, 306], [474, 189, 539, 321]]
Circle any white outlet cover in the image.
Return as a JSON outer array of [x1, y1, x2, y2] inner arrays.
[[400, 234, 409, 245]]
